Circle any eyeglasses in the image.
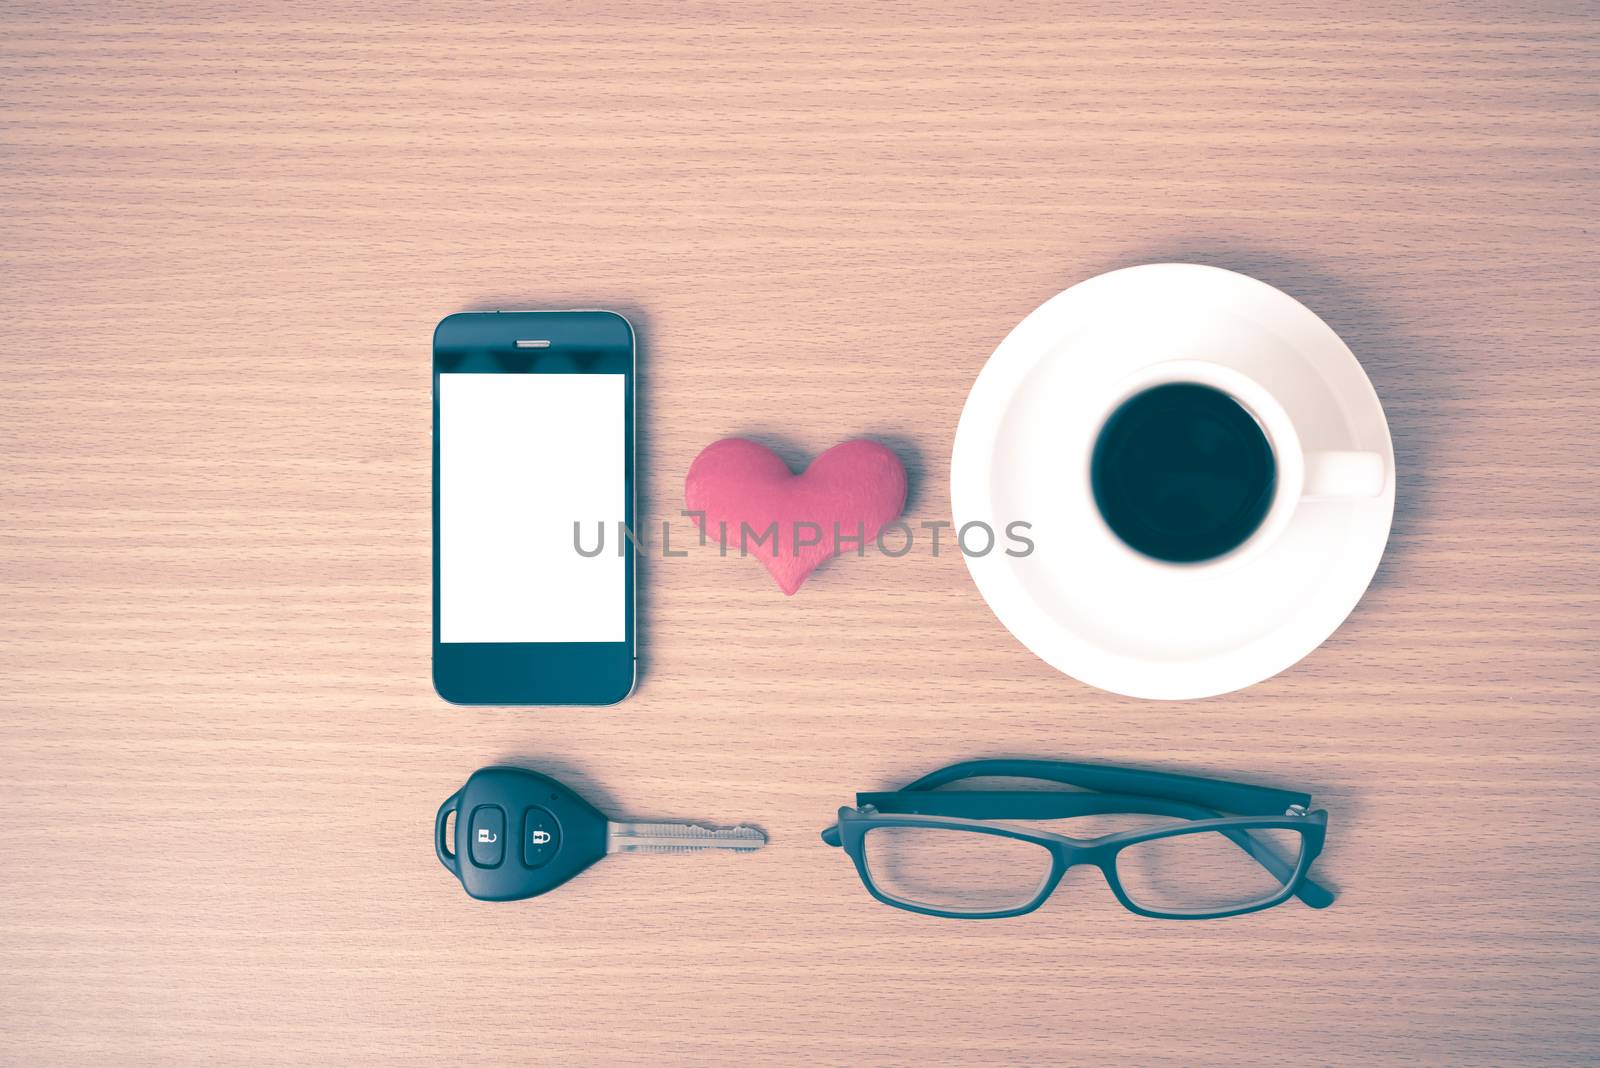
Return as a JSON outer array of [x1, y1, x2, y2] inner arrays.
[[821, 759, 1334, 920]]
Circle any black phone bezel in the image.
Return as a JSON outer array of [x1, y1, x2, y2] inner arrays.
[[432, 310, 636, 706]]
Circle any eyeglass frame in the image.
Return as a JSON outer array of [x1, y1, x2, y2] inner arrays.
[[820, 759, 1333, 920]]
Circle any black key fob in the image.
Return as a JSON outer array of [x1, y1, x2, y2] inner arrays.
[[435, 766, 608, 901]]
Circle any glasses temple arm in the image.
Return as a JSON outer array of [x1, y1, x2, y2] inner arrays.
[[1225, 820, 1333, 908], [898, 759, 1313, 818]]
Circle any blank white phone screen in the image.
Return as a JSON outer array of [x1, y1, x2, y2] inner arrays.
[[439, 372, 625, 643]]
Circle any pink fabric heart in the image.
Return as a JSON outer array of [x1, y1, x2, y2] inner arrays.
[[684, 437, 909, 595]]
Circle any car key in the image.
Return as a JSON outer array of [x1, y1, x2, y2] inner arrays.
[[435, 765, 766, 901]]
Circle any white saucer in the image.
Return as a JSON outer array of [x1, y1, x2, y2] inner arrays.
[[951, 264, 1396, 700]]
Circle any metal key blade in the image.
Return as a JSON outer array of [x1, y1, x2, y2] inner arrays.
[[606, 821, 767, 855]]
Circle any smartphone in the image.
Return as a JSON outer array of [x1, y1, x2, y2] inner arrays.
[[432, 310, 636, 705]]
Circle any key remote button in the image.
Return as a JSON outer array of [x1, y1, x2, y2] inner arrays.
[[523, 807, 561, 868], [438, 766, 619, 900], [468, 805, 505, 868]]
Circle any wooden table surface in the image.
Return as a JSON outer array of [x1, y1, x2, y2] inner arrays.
[[3, 5, 1597, 1065]]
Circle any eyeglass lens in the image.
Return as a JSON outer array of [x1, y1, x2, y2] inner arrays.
[[862, 826, 1053, 914], [1113, 826, 1304, 914]]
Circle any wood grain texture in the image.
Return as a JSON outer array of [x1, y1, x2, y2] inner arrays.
[[2, 4, 1597, 1064]]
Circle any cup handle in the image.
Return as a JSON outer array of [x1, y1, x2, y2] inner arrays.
[[1303, 451, 1387, 499]]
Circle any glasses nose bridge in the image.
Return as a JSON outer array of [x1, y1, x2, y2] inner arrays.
[[1052, 837, 1099, 870], [1052, 837, 1125, 887]]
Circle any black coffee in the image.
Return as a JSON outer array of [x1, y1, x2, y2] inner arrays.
[[1091, 383, 1276, 563]]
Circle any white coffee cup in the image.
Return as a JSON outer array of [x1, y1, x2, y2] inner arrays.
[[953, 262, 1398, 698], [1082, 359, 1386, 571]]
